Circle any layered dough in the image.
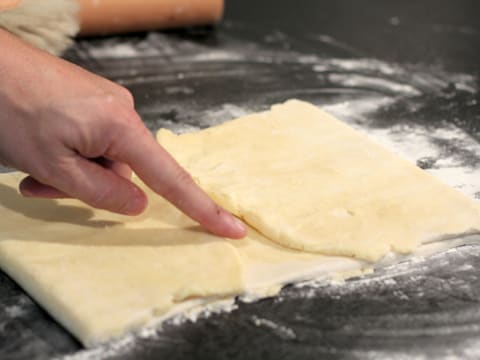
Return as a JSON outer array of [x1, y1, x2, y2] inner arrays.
[[157, 100, 480, 261], [0, 172, 364, 346], [0, 100, 479, 346]]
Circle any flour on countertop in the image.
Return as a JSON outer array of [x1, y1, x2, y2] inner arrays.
[[61, 299, 239, 360], [38, 27, 480, 359], [4, 304, 25, 318], [60, 335, 137, 360], [322, 98, 480, 199], [250, 316, 297, 340]]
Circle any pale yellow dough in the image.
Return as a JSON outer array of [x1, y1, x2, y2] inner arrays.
[[0, 172, 363, 346], [0, 173, 245, 346], [1, 99, 479, 346], [158, 99, 480, 261]]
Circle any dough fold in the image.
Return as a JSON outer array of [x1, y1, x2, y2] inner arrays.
[[0, 172, 366, 346], [157, 99, 480, 261], [0, 99, 479, 346]]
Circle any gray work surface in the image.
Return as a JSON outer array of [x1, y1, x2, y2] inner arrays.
[[1, 1, 480, 359]]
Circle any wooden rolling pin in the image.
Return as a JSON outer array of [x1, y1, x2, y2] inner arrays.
[[0, 0, 224, 54], [78, 0, 224, 36]]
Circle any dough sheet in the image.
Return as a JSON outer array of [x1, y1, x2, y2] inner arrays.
[[158, 100, 480, 261], [0, 100, 479, 346], [0, 173, 245, 345], [0, 173, 366, 346]]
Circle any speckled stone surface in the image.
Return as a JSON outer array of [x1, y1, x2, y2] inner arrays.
[[1, 0, 479, 359]]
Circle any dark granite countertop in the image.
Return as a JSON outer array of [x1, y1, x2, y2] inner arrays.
[[1, 1, 480, 359]]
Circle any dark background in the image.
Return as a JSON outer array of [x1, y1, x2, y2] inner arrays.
[[1, 1, 480, 359], [228, 0, 480, 72]]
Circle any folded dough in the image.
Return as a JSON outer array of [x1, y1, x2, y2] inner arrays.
[[0, 172, 366, 346], [157, 99, 480, 261], [0, 99, 479, 346]]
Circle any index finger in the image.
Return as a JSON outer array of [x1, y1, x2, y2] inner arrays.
[[109, 123, 247, 239]]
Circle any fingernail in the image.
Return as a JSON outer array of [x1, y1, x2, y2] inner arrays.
[[230, 215, 247, 235]]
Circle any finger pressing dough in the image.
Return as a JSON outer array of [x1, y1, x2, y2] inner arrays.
[[157, 99, 480, 261], [0, 172, 366, 346], [1, 99, 479, 347]]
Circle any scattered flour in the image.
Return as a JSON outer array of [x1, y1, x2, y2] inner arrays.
[[250, 316, 297, 340], [4, 304, 25, 318], [60, 335, 137, 360], [324, 98, 480, 199], [58, 28, 480, 358]]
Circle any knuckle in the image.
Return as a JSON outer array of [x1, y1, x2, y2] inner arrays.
[[115, 86, 135, 107], [95, 95, 141, 132], [173, 167, 195, 187], [97, 95, 118, 115], [105, 113, 145, 160]]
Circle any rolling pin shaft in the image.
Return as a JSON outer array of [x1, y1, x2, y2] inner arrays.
[[77, 0, 224, 36]]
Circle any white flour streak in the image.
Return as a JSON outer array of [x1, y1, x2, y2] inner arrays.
[[62, 300, 240, 360], [324, 98, 480, 199], [61, 335, 137, 360], [4, 304, 25, 318], [166, 298, 238, 327], [189, 51, 245, 62], [87, 43, 141, 58], [313, 58, 401, 75], [164, 86, 194, 95], [198, 103, 253, 127], [368, 125, 480, 198], [326, 74, 421, 95], [323, 97, 394, 118], [250, 316, 297, 340]]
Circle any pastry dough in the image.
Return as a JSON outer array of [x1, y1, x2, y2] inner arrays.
[[0, 173, 244, 345], [0, 99, 479, 346], [157, 100, 480, 261], [0, 172, 370, 346]]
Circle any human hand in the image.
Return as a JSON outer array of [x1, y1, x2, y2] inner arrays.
[[0, 30, 247, 238]]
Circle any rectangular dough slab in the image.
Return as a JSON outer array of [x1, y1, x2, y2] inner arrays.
[[157, 99, 480, 261], [0, 173, 368, 346]]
